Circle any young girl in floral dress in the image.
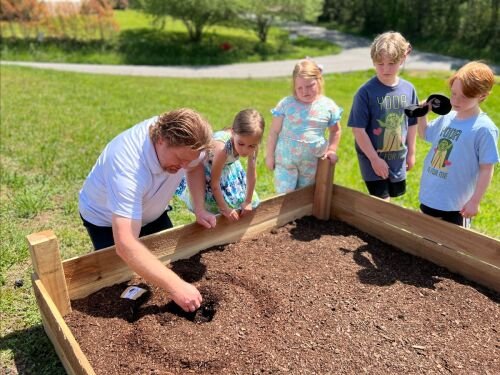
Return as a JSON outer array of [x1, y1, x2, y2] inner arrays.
[[177, 108, 265, 221]]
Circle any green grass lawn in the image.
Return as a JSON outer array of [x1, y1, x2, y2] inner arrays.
[[0, 66, 498, 374], [0, 10, 340, 66]]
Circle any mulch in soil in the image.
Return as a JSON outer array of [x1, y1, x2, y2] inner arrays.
[[65, 217, 499, 375]]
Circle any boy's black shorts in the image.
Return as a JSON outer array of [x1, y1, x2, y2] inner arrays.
[[365, 179, 406, 199], [420, 204, 471, 228]]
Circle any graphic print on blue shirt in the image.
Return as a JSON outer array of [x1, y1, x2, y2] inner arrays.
[[427, 127, 462, 178]]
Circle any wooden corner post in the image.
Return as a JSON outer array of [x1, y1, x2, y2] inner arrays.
[[27, 230, 71, 316], [312, 158, 335, 220]]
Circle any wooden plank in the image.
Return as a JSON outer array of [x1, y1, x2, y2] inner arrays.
[[32, 275, 95, 375], [27, 230, 71, 316], [331, 186, 500, 292], [313, 158, 334, 220], [63, 186, 315, 299], [331, 185, 500, 267]]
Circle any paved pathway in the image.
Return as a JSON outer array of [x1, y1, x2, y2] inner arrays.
[[2, 23, 495, 78]]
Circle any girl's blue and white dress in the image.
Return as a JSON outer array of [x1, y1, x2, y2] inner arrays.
[[176, 130, 259, 213]]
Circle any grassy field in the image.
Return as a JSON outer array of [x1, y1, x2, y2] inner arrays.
[[0, 65, 498, 374], [0, 10, 340, 66]]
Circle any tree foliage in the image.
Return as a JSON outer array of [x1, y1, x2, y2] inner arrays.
[[137, 0, 323, 44], [137, 0, 239, 42], [320, 0, 499, 62], [241, 0, 323, 43]]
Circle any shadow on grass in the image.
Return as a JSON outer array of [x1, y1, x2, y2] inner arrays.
[[0, 324, 66, 375], [116, 28, 304, 65], [117, 29, 246, 65], [0, 29, 340, 66], [0, 36, 115, 59], [0, 28, 297, 66]]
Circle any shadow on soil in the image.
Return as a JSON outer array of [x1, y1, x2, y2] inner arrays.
[[0, 325, 66, 375], [289, 216, 499, 302]]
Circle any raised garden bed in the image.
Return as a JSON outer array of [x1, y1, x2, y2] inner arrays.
[[28, 161, 500, 374]]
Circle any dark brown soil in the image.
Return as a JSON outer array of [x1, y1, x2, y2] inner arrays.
[[65, 217, 499, 375]]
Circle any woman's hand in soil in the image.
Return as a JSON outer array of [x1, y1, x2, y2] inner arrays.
[[171, 280, 202, 312]]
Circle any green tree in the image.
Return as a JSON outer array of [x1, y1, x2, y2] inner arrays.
[[241, 0, 323, 43], [137, 0, 238, 42], [319, 0, 498, 63]]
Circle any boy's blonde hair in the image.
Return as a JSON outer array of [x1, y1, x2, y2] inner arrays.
[[370, 31, 411, 63], [449, 61, 495, 100], [232, 108, 265, 138], [149, 108, 212, 151], [292, 59, 324, 95]]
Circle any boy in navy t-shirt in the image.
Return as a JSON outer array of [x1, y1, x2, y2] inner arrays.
[[348, 31, 418, 200]]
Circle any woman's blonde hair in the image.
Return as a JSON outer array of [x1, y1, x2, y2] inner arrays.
[[449, 61, 495, 100], [232, 108, 265, 138], [292, 59, 324, 95], [149, 108, 212, 151], [370, 31, 411, 63]]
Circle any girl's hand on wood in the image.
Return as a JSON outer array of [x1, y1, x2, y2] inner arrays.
[[323, 150, 338, 164], [240, 202, 253, 217], [221, 207, 239, 221], [194, 209, 217, 229]]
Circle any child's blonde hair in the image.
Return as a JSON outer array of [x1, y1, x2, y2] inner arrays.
[[292, 59, 324, 95], [232, 109, 265, 138], [149, 108, 212, 151], [449, 61, 495, 100], [370, 31, 411, 63]]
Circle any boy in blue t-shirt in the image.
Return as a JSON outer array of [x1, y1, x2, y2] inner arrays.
[[348, 31, 418, 200], [417, 61, 499, 227]]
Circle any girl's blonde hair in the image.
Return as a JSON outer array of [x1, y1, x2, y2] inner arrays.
[[149, 108, 212, 151], [370, 31, 411, 63], [232, 108, 265, 138], [292, 59, 324, 95], [449, 61, 494, 100]]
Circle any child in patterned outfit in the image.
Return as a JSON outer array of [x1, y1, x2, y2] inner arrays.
[[266, 59, 342, 193], [177, 109, 265, 221], [417, 61, 499, 227], [347, 31, 418, 201]]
